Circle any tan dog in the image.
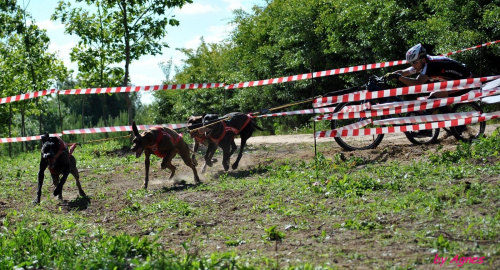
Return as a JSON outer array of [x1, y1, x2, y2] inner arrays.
[[131, 121, 200, 189]]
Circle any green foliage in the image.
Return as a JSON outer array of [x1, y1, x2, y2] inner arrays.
[[430, 130, 500, 163], [154, 0, 500, 131], [264, 225, 285, 241]]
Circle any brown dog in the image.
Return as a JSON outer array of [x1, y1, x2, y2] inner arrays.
[[130, 121, 200, 189], [188, 112, 264, 172]]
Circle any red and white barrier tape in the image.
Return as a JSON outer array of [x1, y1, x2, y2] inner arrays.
[[311, 60, 405, 79], [338, 119, 372, 130], [0, 123, 187, 144], [225, 73, 312, 90], [372, 111, 478, 125], [2, 41, 499, 102], [62, 123, 187, 135], [316, 112, 500, 138], [255, 106, 336, 118], [58, 83, 225, 95], [0, 83, 224, 105], [0, 133, 63, 143], [0, 89, 56, 104], [225, 40, 500, 89], [315, 89, 500, 121], [369, 86, 485, 110], [252, 103, 373, 118], [313, 76, 500, 107], [442, 40, 500, 56]]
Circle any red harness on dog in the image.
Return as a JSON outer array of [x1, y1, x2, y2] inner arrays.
[[147, 127, 182, 158], [193, 133, 207, 144], [208, 115, 252, 143], [47, 136, 77, 174]]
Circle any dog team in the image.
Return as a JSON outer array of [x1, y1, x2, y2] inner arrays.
[[35, 112, 264, 204]]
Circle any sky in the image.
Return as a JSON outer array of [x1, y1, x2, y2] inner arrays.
[[26, 0, 268, 104]]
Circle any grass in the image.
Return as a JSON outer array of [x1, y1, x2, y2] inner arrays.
[[0, 132, 499, 269]]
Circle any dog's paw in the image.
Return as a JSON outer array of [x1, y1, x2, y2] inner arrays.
[[32, 199, 40, 205], [53, 187, 62, 197]]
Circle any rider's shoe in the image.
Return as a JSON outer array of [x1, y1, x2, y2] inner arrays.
[[412, 129, 433, 138]]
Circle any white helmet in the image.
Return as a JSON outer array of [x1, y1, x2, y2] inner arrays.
[[406, 44, 426, 63]]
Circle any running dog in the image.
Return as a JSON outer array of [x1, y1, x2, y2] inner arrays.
[[131, 122, 200, 189], [188, 112, 264, 172], [187, 114, 217, 169], [35, 133, 86, 204]]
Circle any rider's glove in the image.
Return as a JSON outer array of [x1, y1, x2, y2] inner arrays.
[[384, 72, 401, 81]]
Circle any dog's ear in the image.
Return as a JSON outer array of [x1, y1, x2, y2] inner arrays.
[[132, 121, 140, 137], [41, 132, 49, 143]]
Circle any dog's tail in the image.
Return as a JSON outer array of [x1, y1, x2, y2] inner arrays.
[[68, 143, 79, 156], [252, 120, 266, 131]]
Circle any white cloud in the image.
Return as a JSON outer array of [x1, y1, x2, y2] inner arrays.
[[222, 0, 260, 12], [48, 40, 78, 72], [34, 19, 65, 32], [184, 35, 203, 50], [182, 24, 233, 48], [177, 2, 218, 15], [205, 24, 233, 43]]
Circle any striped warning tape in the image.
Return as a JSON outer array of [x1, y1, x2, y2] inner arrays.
[[62, 123, 187, 135], [0, 123, 187, 144], [0, 133, 63, 143], [0, 83, 225, 105], [255, 106, 336, 118], [442, 40, 500, 56], [2, 41, 499, 103], [338, 119, 372, 131], [0, 89, 56, 104], [372, 111, 479, 125], [313, 76, 500, 107], [58, 83, 225, 95], [225, 40, 500, 89], [316, 112, 500, 138], [315, 88, 500, 121]]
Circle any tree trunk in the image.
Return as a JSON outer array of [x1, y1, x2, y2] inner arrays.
[[8, 104, 12, 157], [121, 0, 133, 125]]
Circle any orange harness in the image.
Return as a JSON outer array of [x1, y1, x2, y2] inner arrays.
[[208, 116, 252, 143], [147, 127, 182, 158]]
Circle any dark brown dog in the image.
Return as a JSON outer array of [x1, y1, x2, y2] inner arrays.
[[189, 112, 264, 172], [131, 121, 200, 189], [187, 114, 217, 170], [35, 133, 86, 204]]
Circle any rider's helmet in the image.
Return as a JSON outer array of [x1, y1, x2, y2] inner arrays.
[[406, 43, 426, 63]]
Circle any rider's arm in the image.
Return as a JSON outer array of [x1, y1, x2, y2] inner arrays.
[[398, 73, 430, 86], [392, 66, 414, 77]]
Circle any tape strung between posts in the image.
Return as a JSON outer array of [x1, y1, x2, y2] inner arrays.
[[225, 40, 500, 89], [0, 123, 187, 144], [2, 40, 499, 103], [313, 76, 500, 107], [314, 88, 500, 121], [315, 112, 500, 138], [0, 133, 63, 143], [62, 123, 188, 135]]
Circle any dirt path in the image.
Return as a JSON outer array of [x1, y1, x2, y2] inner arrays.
[[242, 124, 498, 146]]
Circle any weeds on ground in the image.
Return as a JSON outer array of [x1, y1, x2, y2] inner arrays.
[[0, 135, 499, 268]]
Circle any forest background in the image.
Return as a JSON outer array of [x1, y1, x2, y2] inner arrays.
[[1, 0, 499, 156]]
